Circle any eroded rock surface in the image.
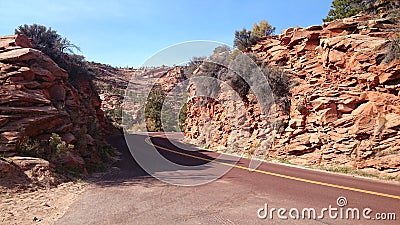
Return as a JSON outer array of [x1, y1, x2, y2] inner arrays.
[[185, 15, 400, 177], [0, 35, 110, 177]]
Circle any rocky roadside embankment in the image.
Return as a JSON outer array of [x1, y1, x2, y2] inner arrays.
[[185, 15, 400, 178], [0, 35, 112, 187]]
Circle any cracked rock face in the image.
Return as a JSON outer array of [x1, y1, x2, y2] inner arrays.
[[185, 15, 400, 177], [0, 35, 108, 174]]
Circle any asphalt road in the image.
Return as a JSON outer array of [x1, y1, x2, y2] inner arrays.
[[57, 133, 400, 225]]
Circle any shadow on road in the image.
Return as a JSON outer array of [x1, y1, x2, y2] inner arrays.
[[95, 133, 236, 187]]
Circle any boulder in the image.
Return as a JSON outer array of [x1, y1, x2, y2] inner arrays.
[[11, 156, 51, 171], [0, 159, 19, 177], [48, 84, 66, 101], [0, 35, 32, 49], [60, 153, 87, 175]]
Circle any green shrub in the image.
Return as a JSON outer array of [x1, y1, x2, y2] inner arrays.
[[143, 84, 187, 132], [106, 84, 113, 92], [179, 103, 187, 131], [382, 38, 400, 64], [49, 133, 73, 155], [233, 28, 259, 51], [144, 85, 166, 132], [260, 65, 290, 100], [15, 24, 88, 83], [213, 45, 231, 54], [251, 20, 276, 37], [16, 137, 42, 157], [273, 119, 287, 133], [95, 141, 115, 163], [105, 108, 123, 129], [234, 20, 275, 51], [322, 166, 379, 178], [324, 0, 400, 22], [192, 51, 291, 112], [296, 104, 307, 113], [193, 60, 223, 101], [186, 56, 206, 76], [16, 133, 73, 161], [323, 0, 373, 22]]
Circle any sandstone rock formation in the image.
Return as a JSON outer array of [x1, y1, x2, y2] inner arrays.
[[88, 63, 182, 131], [0, 35, 111, 177], [185, 15, 400, 178], [122, 66, 187, 132]]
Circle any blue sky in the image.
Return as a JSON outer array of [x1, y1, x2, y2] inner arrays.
[[1, 0, 332, 67]]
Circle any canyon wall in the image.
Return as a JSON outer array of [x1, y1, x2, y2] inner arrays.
[[88, 62, 184, 131], [0, 35, 111, 175], [185, 15, 400, 177]]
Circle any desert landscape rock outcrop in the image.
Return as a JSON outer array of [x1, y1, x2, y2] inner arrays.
[[88, 63, 182, 131], [184, 15, 400, 178], [0, 35, 111, 180]]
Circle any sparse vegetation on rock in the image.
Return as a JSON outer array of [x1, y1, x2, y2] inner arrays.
[[15, 24, 87, 82], [185, 14, 400, 178], [251, 20, 276, 38], [145, 85, 166, 132], [188, 48, 290, 108], [382, 37, 400, 63], [0, 32, 113, 179], [143, 67, 188, 132], [324, 0, 373, 22], [234, 20, 275, 51], [213, 45, 231, 54], [324, 0, 400, 22]]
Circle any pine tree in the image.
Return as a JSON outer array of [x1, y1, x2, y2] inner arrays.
[[323, 0, 377, 22], [234, 20, 275, 51], [251, 20, 276, 37], [144, 86, 166, 132], [233, 28, 256, 51]]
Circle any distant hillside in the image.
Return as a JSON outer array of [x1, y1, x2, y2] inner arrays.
[[87, 62, 177, 130]]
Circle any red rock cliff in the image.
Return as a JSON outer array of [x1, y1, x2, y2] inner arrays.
[[0, 34, 110, 174], [185, 15, 400, 177]]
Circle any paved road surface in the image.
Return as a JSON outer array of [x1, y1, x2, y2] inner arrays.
[[58, 133, 400, 224]]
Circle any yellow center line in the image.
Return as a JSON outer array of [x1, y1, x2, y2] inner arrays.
[[144, 136, 400, 200]]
